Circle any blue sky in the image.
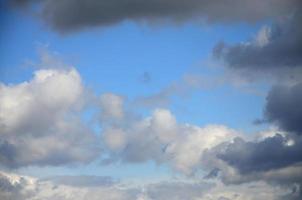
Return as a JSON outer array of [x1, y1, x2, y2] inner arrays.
[[1, 1, 301, 200], [1, 0, 267, 178], [0, 5, 267, 133]]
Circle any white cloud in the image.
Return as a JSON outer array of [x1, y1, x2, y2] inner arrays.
[[102, 106, 240, 175], [0, 68, 99, 168], [0, 68, 83, 136], [203, 180, 287, 200], [0, 171, 294, 200], [166, 124, 239, 175], [103, 128, 127, 152], [99, 93, 125, 122]]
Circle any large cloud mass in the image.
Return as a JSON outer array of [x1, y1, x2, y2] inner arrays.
[[217, 134, 302, 174], [102, 108, 240, 175], [12, 0, 299, 32], [213, 8, 302, 83], [0, 171, 296, 200]]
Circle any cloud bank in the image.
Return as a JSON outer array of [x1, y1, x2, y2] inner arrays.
[[0, 171, 296, 200], [12, 0, 299, 32]]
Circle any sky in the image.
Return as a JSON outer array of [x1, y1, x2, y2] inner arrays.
[[0, 0, 301, 200]]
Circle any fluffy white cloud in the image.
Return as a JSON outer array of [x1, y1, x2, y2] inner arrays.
[[0, 68, 99, 168], [102, 107, 239, 175], [165, 124, 239, 174], [0, 68, 82, 136]]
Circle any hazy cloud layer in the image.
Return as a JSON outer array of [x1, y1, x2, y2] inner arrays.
[[0, 171, 296, 200], [44, 175, 116, 187], [12, 0, 298, 32]]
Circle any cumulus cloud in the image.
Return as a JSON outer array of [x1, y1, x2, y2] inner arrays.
[[210, 10, 302, 193], [213, 9, 302, 82], [1, 65, 301, 199], [0, 68, 99, 168], [217, 134, 302, 174], [12, 0, 299, 32], [102, 107, 239, 175], [195, 130, 302, 200]]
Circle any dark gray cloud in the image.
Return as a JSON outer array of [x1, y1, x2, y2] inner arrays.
[[264, 82, 302, 135], [13, 0, 298, 32], [214, 9, 302, 78], [217, 134, 302, 174]]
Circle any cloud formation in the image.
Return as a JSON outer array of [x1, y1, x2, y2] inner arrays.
[[213, 9, 302, 83], [0, 68, 99, 168], [198, 133, 302, 200], [264, 82, 302, 135], [0, 171, 295, 200], [12, 0, 299, 32], [101, 106, 240, 175], [217, 134, 302, 174]]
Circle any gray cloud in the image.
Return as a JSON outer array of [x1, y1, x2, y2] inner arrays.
[[12, 0, 298, 32], [0, 173, 32, 200], [0, 140, 18, 168], [217, 134, 302, 174], [0, 171, 137, 200], [0, 168, 298, 200], [146, 181, 213, 200], [264, 82, 302, 135], [213, 9, 302, 81], [101, 107, 239, 175], [43, 175, 116, 187]]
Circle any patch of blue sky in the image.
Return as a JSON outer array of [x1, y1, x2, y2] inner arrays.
[[169, 83, 270, 134], [1, 3, 272, 135]]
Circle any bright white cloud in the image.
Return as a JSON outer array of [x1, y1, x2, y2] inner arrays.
[[0, 68, 99, 168]]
